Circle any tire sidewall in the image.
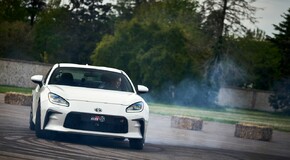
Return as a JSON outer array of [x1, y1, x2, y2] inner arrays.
[[35, 103, 43, 137], [29, 106, 35, 130]]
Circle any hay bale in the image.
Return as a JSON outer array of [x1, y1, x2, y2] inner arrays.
[[235, 123, 272, 141], [171, 115, 203, 131], [4, 92, 32, 106]]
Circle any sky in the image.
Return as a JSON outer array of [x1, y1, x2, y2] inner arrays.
[[250, 0, 290, 36]]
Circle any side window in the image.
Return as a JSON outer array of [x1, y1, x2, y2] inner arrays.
[[49, 68, 75, 86], [48, 69, 61, 85], [121, 76, 134, 92]]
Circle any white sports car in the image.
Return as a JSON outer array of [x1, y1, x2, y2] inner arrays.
[[30, 63, 149, 149]]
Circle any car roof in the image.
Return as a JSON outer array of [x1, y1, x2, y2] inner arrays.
[[56, 63, 123, 74]]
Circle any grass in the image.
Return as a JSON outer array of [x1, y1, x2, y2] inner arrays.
[[0, 85, 33, 94], [149, 103, 290, 132]]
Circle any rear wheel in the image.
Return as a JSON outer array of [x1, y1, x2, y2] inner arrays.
[[35, 103, 55, 139], [129, 138, 144, 150]]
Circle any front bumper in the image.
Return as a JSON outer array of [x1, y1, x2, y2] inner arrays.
[[41, 101, 147, 139]]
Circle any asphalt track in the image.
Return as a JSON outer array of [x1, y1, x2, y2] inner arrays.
[[0, 103, 290, 160]]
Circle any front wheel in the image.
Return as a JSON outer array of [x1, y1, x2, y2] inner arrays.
[[129, 138, 144, 150], [35, 104, 55, 139], [29, 107, 35, 131]]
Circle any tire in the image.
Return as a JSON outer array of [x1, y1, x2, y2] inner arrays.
[[129, 138, 144, 150], [29, 107, 35, 131], [35, 103, 55, 139]]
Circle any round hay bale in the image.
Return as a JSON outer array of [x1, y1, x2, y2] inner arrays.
[[4, 92, 32, 106], [235, 123, 272, 141], [171, 115, 203, 131]]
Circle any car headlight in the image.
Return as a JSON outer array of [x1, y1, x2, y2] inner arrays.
[[126, 102, 144, 113], [48, 93, 69, 107]]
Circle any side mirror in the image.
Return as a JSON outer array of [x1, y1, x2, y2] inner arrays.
[[31, 75, 43, 87], [137, 85, 149, 94]]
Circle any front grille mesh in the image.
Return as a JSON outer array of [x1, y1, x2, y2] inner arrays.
[[64, 112, 128, 133]]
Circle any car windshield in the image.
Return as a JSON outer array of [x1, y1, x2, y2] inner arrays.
[[48, 67, 134, 92]]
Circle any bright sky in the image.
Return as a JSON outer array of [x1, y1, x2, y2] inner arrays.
[[250, 0, 290, 36], [62, 0, 290, 36]]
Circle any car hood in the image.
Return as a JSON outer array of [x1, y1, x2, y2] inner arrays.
[[47, 85, 142, 106]]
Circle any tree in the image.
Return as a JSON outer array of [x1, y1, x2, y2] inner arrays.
[[201, 0, 258, 39], [0, 21, 34, 60], [200, 0, 259, 105], [0, 0, 28, 23], [0, 0, 46, 26], [200, 0, 259, 73], [232, 29, 280, 90], [112, 0, 157, 22], [92, 19, 205, 98], [91, 0, 210, 105], [68, 0, 113, 23], [270, 8, 290, 78], [268, 8, 290, 113], [24, 0, 46, 26], [33, 0, 115, 63], [67, 0, 114, 63], [33, 7, 76, 62], [0, 0, 40, 60]]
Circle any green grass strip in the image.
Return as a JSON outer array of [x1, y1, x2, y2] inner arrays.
[[0, 85, 33, 94]]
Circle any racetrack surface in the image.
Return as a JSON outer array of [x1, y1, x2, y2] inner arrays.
[[0, 103, 289, 160]]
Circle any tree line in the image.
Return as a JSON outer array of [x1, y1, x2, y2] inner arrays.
[[0, 0, 289, 109]]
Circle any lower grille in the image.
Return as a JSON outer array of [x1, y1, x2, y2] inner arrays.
[[64, 112, 128, 133]]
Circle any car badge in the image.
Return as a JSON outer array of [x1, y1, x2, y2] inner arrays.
[[95, 108, 102, 112], [91, 115, 105, 122]]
